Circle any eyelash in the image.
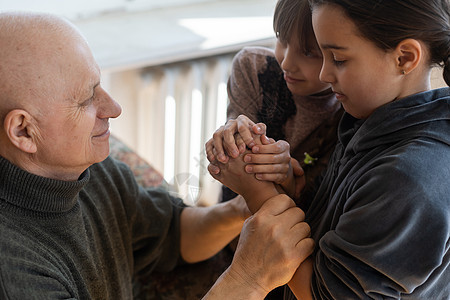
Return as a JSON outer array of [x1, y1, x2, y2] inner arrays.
[[304, 51, 318, 58], [80, 96, 94, 107], [332, 59, 346, 66]]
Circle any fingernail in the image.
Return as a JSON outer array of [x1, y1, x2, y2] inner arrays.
[[246, 166, 253, 172], [252, 146, 259, 153], [244, 155, 251, 162], [232, 150, 239, 157], [255, 174, 263, 180], [248, 142, 255, 148], [218, 154, 226, 162]]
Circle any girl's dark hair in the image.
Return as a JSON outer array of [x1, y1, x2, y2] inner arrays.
[[308, 0, 450, 86], [274, 0, 317, 53]]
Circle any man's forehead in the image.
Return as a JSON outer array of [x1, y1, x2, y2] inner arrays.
[[0, 13, 98, 102], [68, 63, 101, 99]]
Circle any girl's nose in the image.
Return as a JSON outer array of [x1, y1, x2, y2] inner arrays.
[[280, 46, 299, 73], [319, 61, 334, 84]]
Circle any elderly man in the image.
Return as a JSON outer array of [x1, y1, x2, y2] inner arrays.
[[0, 12, 313, 299]]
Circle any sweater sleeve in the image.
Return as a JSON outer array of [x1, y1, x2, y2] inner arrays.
[[311, 142, 450, 299], [226, 47, 275, 122]]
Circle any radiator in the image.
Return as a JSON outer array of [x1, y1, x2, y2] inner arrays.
[[106, 54, 236, 205]]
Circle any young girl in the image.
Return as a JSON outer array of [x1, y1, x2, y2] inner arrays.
[[206, 0, 343, 207], [210, 0, 450, 298]]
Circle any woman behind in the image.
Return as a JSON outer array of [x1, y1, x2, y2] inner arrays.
[[207, 0, 343, 208]]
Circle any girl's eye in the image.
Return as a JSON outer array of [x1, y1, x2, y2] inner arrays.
[[332, 58, 346, 67]]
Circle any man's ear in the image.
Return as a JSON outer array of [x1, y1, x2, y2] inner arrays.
[[395, 39, 423, 75], [4, 109, 38, 153]]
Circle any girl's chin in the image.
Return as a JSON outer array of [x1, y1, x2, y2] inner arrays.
[[287, 85, 331, 97]]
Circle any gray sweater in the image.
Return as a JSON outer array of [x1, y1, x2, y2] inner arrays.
[[0, 156, 185, 299], [304, 88, 450, 299]]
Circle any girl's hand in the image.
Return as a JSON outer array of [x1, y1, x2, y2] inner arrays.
[[205, 114, 266, 164], [207, 145, 279, 213], [244, 137, 291, 183], [243, 138, 305, 198]]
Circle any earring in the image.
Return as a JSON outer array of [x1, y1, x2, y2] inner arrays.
[[401, 70, 406, 75]]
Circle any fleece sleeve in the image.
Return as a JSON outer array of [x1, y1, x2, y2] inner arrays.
[[311, 140, 450, 299]]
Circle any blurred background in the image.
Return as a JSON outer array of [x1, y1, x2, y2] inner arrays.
[[1, 0, 278, 205], [0, 0, 446, 205]]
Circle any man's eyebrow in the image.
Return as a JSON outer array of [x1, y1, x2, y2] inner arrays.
[[79, 81, 100, 101], [92, 81, 100, 91], [321, 43, 348, 50], [87, 82, 100, 96]]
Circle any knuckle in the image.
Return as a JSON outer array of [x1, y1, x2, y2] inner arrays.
[[212, 129, 223, 139], [275, 143, 283, 152], [248, 212, 264, 227], [301, 238, 315, 254], [291, 206, 305, 220], [280, 140, 290, 149], [299, 222, 311, 237], [223, 128, 236, 138], [225, 119, 237, 127]]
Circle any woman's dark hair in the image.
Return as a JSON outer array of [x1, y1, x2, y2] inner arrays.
[[274, 0, 317, 53], [308, 0, 450, 86]]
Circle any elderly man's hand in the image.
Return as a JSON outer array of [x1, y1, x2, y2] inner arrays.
[[227, 195, 314, 295], [208, 145, 279, 213]]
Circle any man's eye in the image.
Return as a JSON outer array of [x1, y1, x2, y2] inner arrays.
[[80, 97, 94, 107]]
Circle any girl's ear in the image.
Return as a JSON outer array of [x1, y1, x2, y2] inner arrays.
[[4, 109, 38, 153], [395, 39, 423, 75]]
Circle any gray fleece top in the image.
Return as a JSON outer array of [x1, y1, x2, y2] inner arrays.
[[304, 88, 450, 299], [0, 156, 185, 299]]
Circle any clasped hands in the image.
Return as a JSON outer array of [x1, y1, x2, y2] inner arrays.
[[204, 115, 314, 296], [205, 114, 305, 211]]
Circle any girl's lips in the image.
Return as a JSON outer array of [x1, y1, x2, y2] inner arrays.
[[333, 90, 346, 101], [284, 74, 303, 84]]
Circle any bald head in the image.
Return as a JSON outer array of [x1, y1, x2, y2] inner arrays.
[[0, 12, 93, 121], [0, 12, 121, 180]]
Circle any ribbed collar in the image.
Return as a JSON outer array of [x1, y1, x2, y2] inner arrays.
[[0, 156, 90, 214]]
